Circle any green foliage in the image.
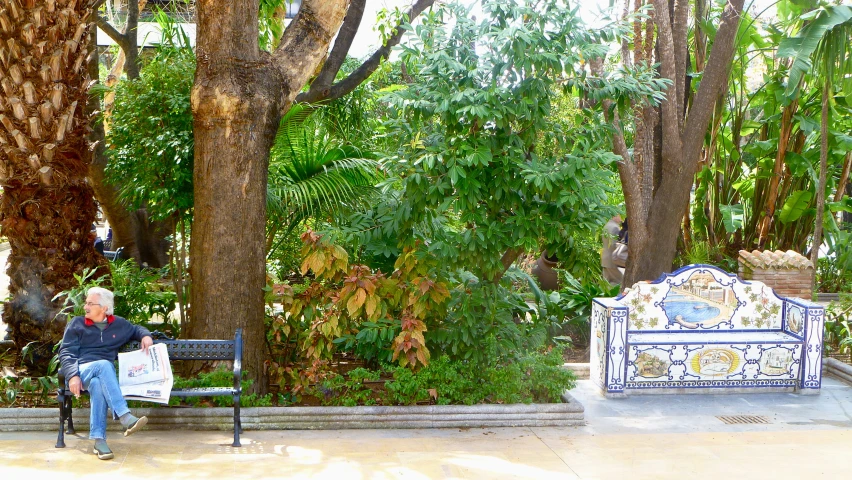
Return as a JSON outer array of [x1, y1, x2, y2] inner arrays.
[[104, 43, 195, 223], [382, 0, 618, 283], [428, 280, 548, 365], [779, 190, 813, 224], [1, 344, 59, 407], [374, 6, 409, 47], [110, 260, 177, 326], [816, 227, 852, 292], [52, 268, 108, 319], [825, 294, 852, 358], [384, 347, 575, 406], [52, 262, 177, 328], [266, 104, 384, 260], [307, 368, 381, 406], [166, 367, 273, 408], [0, 373, 58, 407], [334, 318, 400, 365], [259, 0, 289, 51], [779, 5, 852, 99], [686, 1, 852, 256], [556, 273, 620, 346]]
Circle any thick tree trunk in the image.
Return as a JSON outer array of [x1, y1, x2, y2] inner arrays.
[[0, 0, 107, 372], [620, 0, 744, 287], [188, 0, 347, 394]]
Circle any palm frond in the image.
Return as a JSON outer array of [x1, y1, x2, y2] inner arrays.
[[266, 104, 384, 231], [779, 5, 852, 97]]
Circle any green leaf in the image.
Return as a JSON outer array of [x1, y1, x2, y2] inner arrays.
[[779, 5, 852, 97], [720, 204, 744, 234], [779, 190, 814, 224]]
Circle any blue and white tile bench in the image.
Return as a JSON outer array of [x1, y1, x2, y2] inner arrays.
[[591, 264, 825, 397]]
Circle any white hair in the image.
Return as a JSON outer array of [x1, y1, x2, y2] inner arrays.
[[87, 287, 114, 315]]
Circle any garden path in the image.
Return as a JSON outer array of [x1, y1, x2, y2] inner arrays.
[[3, 377, 852, 478]]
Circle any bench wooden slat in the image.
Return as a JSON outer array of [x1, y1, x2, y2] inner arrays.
[[171, 387, 236, 397]]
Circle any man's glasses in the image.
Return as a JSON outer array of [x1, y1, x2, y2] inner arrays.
[[84, 302, 101, 307]]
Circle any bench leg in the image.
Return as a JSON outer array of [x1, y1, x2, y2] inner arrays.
[[56, 392, 66, 448], [232, 394, 241, 447], [65, 395, 76, 434]]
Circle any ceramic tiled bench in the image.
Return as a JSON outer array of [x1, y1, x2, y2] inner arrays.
[[591, 265, 825, 397]]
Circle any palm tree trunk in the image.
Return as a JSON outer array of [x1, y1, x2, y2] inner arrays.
[[0, 0, 107, 373]]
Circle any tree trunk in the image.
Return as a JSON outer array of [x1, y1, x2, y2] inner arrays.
[[619, 0, 745, 287], [810, 78, 830, 284], [188, 0, 347, 394], [0, 0, 107, 373], [90, 0, 172, 268]]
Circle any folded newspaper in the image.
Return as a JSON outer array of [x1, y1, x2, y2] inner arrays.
[[118, 343, 174, 404]]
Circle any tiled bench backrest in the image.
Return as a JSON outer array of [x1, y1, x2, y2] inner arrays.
[[614, 264, 803, 336]]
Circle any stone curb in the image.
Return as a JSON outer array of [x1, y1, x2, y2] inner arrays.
[[0, 392, 584, 432], [563, 363, 590, 380], [824, 357, 852, 385]]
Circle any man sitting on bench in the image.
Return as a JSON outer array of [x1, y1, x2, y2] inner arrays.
[[58, 287, 153, 460]]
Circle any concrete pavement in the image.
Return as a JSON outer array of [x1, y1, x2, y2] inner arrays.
[[3, 377, 852, 479]]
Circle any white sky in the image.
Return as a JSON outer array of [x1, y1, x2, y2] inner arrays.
[[98, 1, 780, 56], [346, 0, 779, 59]]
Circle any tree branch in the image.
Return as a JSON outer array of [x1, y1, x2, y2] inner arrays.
[[123, 0, 144, 79], [652, 0, 682, 164], [273, 0, 349, 107], [682, 0, 745, 162], [303, 0, 366, 100], [95, 15, 130, 52], [296, 0, 435, 104], [672, 0, 690, 128]]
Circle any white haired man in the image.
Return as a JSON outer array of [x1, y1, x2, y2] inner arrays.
[[58, 287, 153, 460]]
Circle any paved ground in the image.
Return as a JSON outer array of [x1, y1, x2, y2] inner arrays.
[[3, 378, 852, 479]]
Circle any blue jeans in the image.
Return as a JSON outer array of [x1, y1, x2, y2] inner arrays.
[[78, 360, 130, 440]]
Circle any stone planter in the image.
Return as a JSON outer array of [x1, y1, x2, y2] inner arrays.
[[0, 392, 585, 432], [816, 293, 842, 303]]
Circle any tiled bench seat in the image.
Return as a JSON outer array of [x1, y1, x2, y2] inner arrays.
[[591, 265, 825, 397]]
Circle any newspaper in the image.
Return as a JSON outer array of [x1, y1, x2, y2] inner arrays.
[[118, 343, 174, 404]]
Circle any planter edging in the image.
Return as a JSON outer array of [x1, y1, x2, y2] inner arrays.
[[0, 391, 585, 432]]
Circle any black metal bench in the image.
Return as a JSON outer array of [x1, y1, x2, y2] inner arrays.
[[103, 247, 124, 261], [55, 329, 243, 448]]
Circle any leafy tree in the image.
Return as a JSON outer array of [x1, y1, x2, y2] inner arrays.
[[104, 42, 195, 324], [383, 0, 619, 284], [105, 46, 195, 225], [188, 0, 436, 394]]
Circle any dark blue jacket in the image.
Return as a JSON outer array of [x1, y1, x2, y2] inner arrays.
[[59, 315, 151, 380]]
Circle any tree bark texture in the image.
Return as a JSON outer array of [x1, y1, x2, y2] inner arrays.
[[618, 0, 745, 286], [189, 0, 347, 394], [0, 0, 108, 371]]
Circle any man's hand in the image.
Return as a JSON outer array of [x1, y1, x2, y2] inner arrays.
[[68, 376, 82, 398], [141, 336, 153, 354]]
